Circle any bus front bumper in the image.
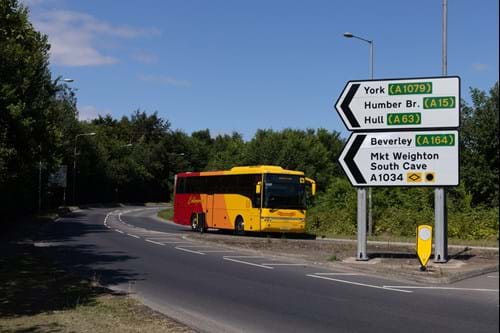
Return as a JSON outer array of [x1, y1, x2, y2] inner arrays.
[[260, 217, 305, 233]]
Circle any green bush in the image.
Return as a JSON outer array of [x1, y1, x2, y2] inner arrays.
[[307, 178, 499, 240], [306, 177, 357, 236], [448, 207, 499, 240]]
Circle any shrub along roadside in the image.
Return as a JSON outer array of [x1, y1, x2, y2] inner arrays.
[[158, 208, 174, 221], [307, 177, 499, 241]]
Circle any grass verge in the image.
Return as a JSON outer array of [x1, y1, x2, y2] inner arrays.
[[157, 208, 174, 221]]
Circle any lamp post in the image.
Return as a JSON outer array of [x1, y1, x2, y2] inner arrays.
[[343, 32, 373, 80], [73, 132, 96, 204], [167, 153, 185, 202], [344, 32, 374, 260], [38, 144, 42, 213]]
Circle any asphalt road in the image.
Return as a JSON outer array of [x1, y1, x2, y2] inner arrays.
[[42, 206, 499, 333]]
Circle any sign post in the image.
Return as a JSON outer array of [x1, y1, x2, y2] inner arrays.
[[48, 165, 68, 206]]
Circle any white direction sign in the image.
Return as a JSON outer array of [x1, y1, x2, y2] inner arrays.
[[339, 130, 459, 187], [335, 76, 460, 131]]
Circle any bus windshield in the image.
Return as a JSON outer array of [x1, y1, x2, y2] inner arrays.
[[263, 174, 306, 210]]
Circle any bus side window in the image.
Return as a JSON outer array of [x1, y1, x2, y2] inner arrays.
[[176, 178, 185, 194]]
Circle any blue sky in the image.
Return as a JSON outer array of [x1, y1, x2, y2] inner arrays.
[[24, 0, 499, 140]]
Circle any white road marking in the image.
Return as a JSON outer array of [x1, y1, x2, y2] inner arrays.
[[261, 263, 307, 266], [383, 286, 499, 292], [145, 239, 165, 246], [224, 256, 264, 259], [223, 256, 274, 270], [126, 232, 167, 236], [175, 247, 206, 255], [487, 275, 499, 278], [176, 245, 221, 249], [144, 237, 182, 241], [156, 241, 193, 244], [313, 272, 365, 276], [114, 229, 124, 234], [127, 234, 140, 239], [201, 250, 237, 253], [307, 274, 412, 293], [130, 231, 178, 236]]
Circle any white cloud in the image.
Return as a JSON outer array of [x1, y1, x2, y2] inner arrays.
[[472, 63, 489, 72], [20, 0, 46, 6], [133, 51, 159, 64], [32, 9, 159, 67], [138, 74, 192, 88], [78, 105, 110, 121]]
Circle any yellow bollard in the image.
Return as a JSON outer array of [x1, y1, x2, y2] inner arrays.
[[416, 225, 433, 271]]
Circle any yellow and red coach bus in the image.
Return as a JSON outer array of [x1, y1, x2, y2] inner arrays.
[[173, 165, 316, 234]]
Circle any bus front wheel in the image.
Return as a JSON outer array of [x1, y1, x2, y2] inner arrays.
[[190, 214, 198, 231], [234, 216, 245, 236]]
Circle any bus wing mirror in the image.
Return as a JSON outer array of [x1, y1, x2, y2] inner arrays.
[[306, 178, 316, 196], [256, 181, 261, 194]]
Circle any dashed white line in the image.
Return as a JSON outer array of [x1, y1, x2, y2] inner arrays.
[[313, 272, 365, 276], [200, 250, 236, 253], [114, 229, 125, 234], [177, 245, 220, 249], [383, 286, 499, 292], [145, 238, 183, 241], [223, 256, 263, 259], [155, 241, 193, 244], [261, 263, 307, 266], [175, 247, 206, 255], [223, 256, 274, 270], [146, 239, 165, 246], [127, 234, 140, 239], [306, 274, 412, 293]]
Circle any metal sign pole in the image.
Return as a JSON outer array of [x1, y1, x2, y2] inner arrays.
[[357, 188, 368, 260], [434, 0, 449, 263]]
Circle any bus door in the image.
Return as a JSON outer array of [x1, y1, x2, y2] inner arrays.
[[205, 194, 214, 228]]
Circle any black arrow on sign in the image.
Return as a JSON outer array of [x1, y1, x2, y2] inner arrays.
[[340, 83, 360, 128], [344, 134, 366, 184]]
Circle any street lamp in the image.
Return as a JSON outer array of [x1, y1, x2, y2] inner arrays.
[[344, 31, 375, 260], [73, 132, 96, 204], [343, 32, 374, 80], [166, 153, 185, 202]]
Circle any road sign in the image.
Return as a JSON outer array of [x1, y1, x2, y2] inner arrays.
[[338, 130, 459, 187], [48, 165, 68, 187], [335, 76, 460, 131]]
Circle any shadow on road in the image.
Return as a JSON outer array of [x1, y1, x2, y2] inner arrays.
[[0, 209, 139, 317]]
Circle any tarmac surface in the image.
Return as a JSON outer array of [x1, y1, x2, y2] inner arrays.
[[185, 231, 499, 284]]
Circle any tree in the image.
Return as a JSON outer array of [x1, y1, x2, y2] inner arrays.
[[206, 132, 246, 170], [0, 0, 77, 214], [244, 128, 340, 190], [460, 82, 499, 207]]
